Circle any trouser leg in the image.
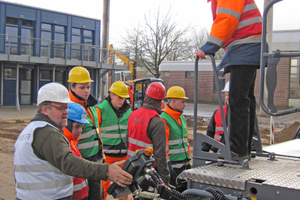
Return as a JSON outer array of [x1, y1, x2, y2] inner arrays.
[[88, 179, 102, 200], [86, 152, 104, 200], [248, 80, 256, 154], [103, 156, 127, 200], [229, 65, 257, 157]]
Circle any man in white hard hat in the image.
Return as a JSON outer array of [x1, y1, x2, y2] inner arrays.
[[14, 82, 132, 200], [202, 81, 230, 153]]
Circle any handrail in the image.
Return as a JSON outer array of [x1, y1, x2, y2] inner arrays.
[[0, 34, 131, 69], [194, 56, 234, 165], [259, 0, 300, 116]]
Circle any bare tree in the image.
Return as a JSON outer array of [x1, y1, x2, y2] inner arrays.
[[121, 8, 191, 78], [168, 28, 224, 61]]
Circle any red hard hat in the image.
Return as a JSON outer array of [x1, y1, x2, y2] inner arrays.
[[146, 82, 165, 100]]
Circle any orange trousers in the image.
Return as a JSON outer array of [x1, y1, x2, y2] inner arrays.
[[103, 156, 128, 200]]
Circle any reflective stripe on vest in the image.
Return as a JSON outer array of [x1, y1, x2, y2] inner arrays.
[[101, 133, 127, 138], [160, 112, 191, 162], [78, 106, 101, 158], [79, 129, 98, 139], [63, 128, 89, 200], [98, 100, 131, 155], [73, 180, 88, 192], [101, 125, 128, 131], [127, 108, 157, 159], [214, 105, 228, 142], [14, 121, 73, 200], [209, 0, 262, 48], [170, 162, 190, 169], [128, 137, 153, 148], [78, 140, 99, 149]]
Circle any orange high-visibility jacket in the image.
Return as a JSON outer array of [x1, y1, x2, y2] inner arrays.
[[202, 0, 262, 71], [63, 128, 88, 200]]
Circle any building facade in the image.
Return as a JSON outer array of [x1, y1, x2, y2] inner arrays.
[[160, 30, 300, 108], [0, 1, 127, 107]]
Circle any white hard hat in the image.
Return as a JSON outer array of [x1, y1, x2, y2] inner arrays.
[[37, 82, 73, 105], [222, 81, 230, 92]]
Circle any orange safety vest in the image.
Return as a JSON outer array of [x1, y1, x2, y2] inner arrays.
[[63, 128, 88, 200], [127, 108, 158, 159], [209, 0, 262, 49], [214, 105, 228, 142]]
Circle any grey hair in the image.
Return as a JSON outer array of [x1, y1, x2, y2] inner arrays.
[[37, 101, 51, 113]]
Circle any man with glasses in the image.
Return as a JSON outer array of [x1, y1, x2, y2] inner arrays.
[[14, 82, 132, 200]]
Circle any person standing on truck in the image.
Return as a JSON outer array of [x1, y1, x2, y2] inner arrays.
[[161, 86, 191, 190], [96, 81, 132, 200], [196, 0, 262, 161], [63, 102, 89, 200], [127, 82, 170, 185], [202, 81, 230, 153], [68, 66, 103, 199], [14, 82, 132, 200]]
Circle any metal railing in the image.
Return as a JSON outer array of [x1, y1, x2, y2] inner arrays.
[[259, 0, 300, 116], [0, 34, 108, 63]]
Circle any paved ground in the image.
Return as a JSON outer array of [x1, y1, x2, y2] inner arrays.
[[0, 105, 38, 120], [1, 102, 300, 128], [0, 103, 221, 120]]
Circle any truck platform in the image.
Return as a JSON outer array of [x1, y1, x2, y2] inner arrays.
[[179, 154, 300, 199]]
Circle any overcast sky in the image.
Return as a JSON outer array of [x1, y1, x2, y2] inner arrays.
[[4, 0, 300, 45]]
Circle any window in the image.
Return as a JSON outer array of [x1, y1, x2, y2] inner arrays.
[[41, 24, 66, 58], [5, 68, 16, 79], [72, 28, 80, 35], [6, 17, 18, 25], [21, 20, 34, 55], [83, 31, 94, 61], [71, 28, 81, 60], [53, 25, 65, 58], [5, 26, 18, 43], [55, 25, 64, 32], [84, 30, 92, 37], [41, 23, 51, 30], [124, 72, 132, 81], [185, 71, 194, 78], [290, 58, 300, 98], [5, 18, 18, 54], [21, 29, 33, 44], [71, 28, 95, 61], [213, 72, 226, 93], [164, 72, 170, 77], [22, 20, 34, 28], [40, 71, 51, 81], [5, 17, 34, 55], [55, 71, 64, 84]]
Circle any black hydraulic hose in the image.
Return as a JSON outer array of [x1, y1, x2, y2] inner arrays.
[[145, 168, 251, 200], [205, 187, 228, 200]]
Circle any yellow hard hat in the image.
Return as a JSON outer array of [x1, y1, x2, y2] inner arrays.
[[68, 66, 94, 83], [109, 81, 130, 98], [166, 86, 188, 99]]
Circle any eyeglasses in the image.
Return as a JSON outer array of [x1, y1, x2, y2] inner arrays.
[[50, 104, 70, 111]]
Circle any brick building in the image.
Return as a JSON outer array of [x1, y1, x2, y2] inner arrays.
[[159, 30, 300, 108]]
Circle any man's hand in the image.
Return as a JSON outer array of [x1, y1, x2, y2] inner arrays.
[[196, 49, 206, 59], [107, 160, 133, 187]]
